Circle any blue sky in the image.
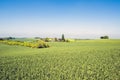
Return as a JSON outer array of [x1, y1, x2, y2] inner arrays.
[[0, 0, 120, 39]]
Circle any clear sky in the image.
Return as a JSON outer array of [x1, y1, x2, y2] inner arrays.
[[0, 0, 120, 39]]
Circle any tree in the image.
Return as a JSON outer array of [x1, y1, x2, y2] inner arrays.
[[0, 38, 3, 40], [62, 34, 65, 41], [104, 36, 109, 39], [100, 36, 104, 39], [54, 37, 58, 42], [100, 36, 109, 39]]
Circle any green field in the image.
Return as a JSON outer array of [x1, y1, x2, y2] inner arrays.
[[0, 39, 120, 80]]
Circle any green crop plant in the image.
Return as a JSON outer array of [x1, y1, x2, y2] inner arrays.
[[0, 39, 120, 80]]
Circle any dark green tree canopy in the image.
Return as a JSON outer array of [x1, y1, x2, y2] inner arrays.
[[62, 34, 65, 41], [100, 36, 109, 39]]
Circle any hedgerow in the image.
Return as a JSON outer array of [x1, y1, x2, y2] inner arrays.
[[0, 40, 49, 48]]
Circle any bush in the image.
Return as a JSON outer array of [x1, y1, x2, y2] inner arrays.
[[65, 39, 75, 42], [0, 40, 50, 48], [54, 37, 58, 42], [36, 40, 50, 48], [45, 38, 52, 42]]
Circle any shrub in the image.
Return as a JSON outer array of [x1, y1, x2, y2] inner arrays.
[[0, 40, 49, 48], [45, 38, 52, 42], [54, 37, 58, 42], [36, 40, 50, 48], [65, 39, 75, 42]]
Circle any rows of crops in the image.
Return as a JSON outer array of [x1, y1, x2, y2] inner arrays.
[[0, 39, 120, 80]]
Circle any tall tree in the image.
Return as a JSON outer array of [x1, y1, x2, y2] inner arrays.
[[62, 34, 65, 41]]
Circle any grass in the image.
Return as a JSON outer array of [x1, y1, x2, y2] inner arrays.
[[0, 39, 120, 80]]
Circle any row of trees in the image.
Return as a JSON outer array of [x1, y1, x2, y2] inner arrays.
[[0, 37, 15, 40], [34, 34, 67, 42], [38, 34, 75, 42], [35, 34, 109, 42], [0, 35, 109, 43]]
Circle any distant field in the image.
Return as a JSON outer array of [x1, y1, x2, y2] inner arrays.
[[0, 39, 120, 80]]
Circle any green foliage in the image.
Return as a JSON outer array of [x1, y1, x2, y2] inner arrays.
[[65, 39, 75, 42], [0, 40, 49, 48], [62, 34, 65, 41], [54, 37, 58, 42], [0, 39, 120, 80], [35, 40, 50, 48], [100, 36, 109, 39], [45, 38, 52, 42]]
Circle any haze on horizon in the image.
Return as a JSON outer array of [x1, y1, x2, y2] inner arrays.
[[0, 0, 120, 39]]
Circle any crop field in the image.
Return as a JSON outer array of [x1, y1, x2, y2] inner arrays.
[[0, 39, 120, 80]]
